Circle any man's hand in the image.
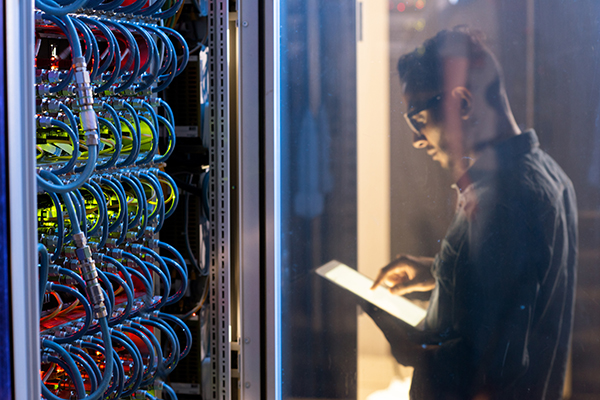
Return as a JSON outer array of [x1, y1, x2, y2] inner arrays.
[[371, 254, 436, 295]]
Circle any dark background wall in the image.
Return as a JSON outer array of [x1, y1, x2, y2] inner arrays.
[[534, 2, 600, 397]]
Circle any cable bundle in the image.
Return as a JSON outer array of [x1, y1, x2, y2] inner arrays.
[[35, 1, 206, 398]]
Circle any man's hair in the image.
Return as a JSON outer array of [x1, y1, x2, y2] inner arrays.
[[397, 26, 506, 112]]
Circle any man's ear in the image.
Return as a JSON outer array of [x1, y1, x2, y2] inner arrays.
[[451, 86, 472, 120]]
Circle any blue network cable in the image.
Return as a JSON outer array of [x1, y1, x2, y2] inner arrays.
[[37, 3, 194, 398]]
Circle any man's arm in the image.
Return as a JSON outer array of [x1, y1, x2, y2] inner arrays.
[[367, 199, 538, 397], [421, 200, 537, 396]]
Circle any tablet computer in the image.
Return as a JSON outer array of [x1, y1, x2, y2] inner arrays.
[[316, 260, 427, 329]]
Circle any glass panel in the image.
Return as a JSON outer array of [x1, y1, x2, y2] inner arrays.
[[277, 0, 600, 399], [279, 0, 357, 398]]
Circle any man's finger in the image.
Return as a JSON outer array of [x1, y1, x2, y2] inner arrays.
[[371, 270, 387, 290], [390, 281, 414, 296]]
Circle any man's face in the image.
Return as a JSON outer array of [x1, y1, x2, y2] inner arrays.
[[404, 90, 453, 169]]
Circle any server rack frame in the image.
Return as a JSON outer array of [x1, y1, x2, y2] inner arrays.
[[6, 0, 39, 399], [208, 0, 232, 399], [236, 0, 262, 398]]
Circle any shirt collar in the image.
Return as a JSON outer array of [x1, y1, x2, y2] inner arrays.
[[454, 129, 540, 192]]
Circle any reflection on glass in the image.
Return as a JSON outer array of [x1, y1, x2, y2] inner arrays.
[[278, 0, 600, 399]]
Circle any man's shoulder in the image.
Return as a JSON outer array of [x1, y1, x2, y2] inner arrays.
[[464, 148, 574, 220]]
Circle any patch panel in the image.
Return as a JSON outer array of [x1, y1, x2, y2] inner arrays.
[[34, 1, 210, 399]]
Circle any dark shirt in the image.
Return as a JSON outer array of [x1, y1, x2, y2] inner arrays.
[[409, 130, 578, 399]]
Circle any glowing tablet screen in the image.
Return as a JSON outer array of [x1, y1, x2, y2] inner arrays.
[[316, 260, 427, 328]]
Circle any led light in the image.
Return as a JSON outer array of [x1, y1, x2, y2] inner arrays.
[[449, 0, 459, 4], [397, 2, 406, 12]]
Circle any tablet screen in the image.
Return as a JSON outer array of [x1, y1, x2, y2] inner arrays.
[[316, 260, 427, 328]]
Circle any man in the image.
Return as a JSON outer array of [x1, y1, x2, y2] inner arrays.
[[367, 27, 578, 399]]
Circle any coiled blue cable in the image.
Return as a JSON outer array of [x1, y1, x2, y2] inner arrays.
[[66, 352, 98, 393], [157, 241, 187, 280], [136, 390, 158, 400], [77, 17, 115, 78], [81, 331, 122, 399], [99, 254, 134, 293], [102, 102, 122, 139], [117, 116, 140, 168], [71, 17, 98, 81], [39, 171, 82, 239], [129, 320, 162, 386], [83, 18, 121, 93], [37, 146, 98, 194], [160, 26, 189, 77], [72, 189, 88, 237], [121, 251, 153, 289], [153, 0, 184, 20], [87, 180, 109, 247], [124, 266, 153, 312], [119, 324, 156, 383], [48, 282, 92, 344], [158, 98, 175, 127], [45, 118, 78, 176], [120, 175, 143, 230], [136, 115, 159, 165], [56, 267, 85, 292], [153, 115, 176, 163], [147, 315, 180, 374], [98, 176, 125, 232], [122, 23, 160, 93], [148, 28, 177, 92], [161, 382, 179, 400], [140, 172, 165, 231], [81, 183, 103, 237], [116, 0, 146, 13], [68, 345, 102, 388], [135, 0, 166, 16], [141, 100, 159, 132], [38, 244, 50, 313], [143, 261, 170, 311], [95, 116, 121, 171], [122, 22, 155, 77], [143, 26, 175, 80], [104, 271, 133, 326], [136, 316, 179, 374], [107, 331, 143, 397], [158, 312, 192, 359], [96, 270, 115, 315], [163, 257, 187, 305], [41, 339, 85, 399], [39, 14, 80, 93], [107, 176, 129, 246], [44, 354, 87, 397], [142, 246, 172, 288], [121, 102, 142, 164], [94, 0, 126, 11], [128, 174, 148, 240], [35, 0, 89, 15], [46, 191, 65, 262], [101, 19, 140, 93], [158, 172, 179, 221]]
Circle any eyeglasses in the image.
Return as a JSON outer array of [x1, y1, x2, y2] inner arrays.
[[403, 93, 443, 134]]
